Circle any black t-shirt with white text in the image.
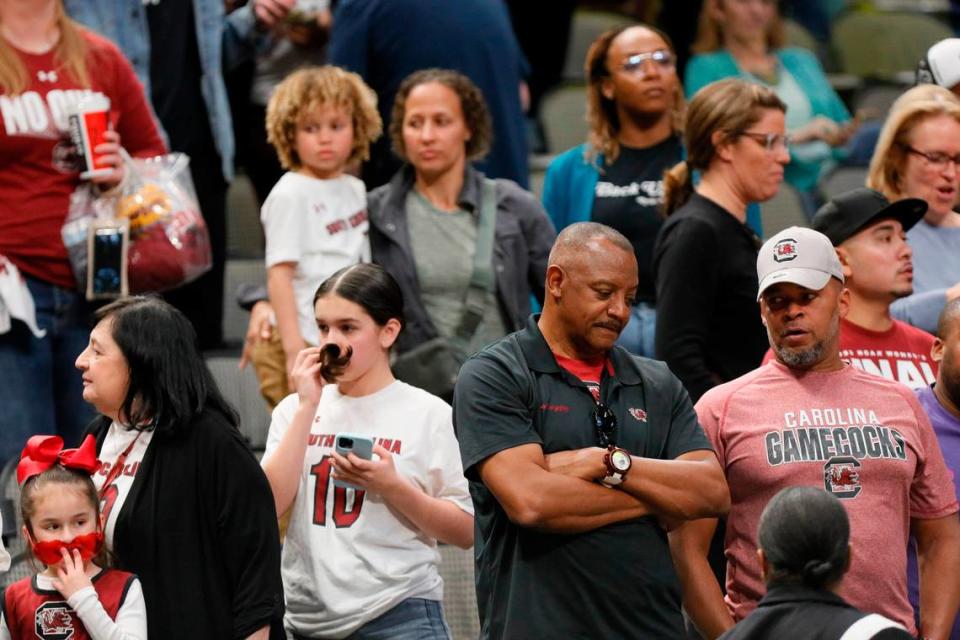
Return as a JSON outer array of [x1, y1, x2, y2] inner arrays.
[[591, 135, 682, 303]]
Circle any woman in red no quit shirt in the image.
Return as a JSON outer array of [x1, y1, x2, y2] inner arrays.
[[0, 0, 165, 465]]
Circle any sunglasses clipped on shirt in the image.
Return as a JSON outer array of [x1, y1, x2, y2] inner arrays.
[[620, 49, 675, 74], [592, 402, 618, 449]]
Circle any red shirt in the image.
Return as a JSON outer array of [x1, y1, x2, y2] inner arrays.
[[553, 353, 613, 402], [762, 318, 938, 389], [3, 569, 136, 639], [0, 29, 166, 288]]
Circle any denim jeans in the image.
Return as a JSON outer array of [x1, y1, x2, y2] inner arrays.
[[0, 276, 96, 465], [616, 302, 657, 359], [294, 598, 451, 640]]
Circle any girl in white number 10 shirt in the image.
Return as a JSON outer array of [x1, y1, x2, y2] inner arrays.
[[261, 263, 473, 639]]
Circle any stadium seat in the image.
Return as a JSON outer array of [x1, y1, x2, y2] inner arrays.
[[832, 12, 952, 81], [762, 184, 809, 239], [539, 83, 588, 154], [226, 172, 265, 259], [562, 10, 633, 81], [783, 18, 818, 55], [438, 543, 480, 639], [823, 167, 869, 200], [222, 258, 267, 347], [205, 354, 272, 452]]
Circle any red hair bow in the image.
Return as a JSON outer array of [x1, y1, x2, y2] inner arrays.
[[17, 435, 99, 486]]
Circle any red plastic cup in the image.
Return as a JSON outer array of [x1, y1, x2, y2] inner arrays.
[[68, 95, 112, 179]]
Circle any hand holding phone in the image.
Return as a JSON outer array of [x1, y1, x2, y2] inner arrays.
[[332, 433, 374, 490]]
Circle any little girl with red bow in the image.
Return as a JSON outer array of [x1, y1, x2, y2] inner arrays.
[[1, 435, 147, 639]]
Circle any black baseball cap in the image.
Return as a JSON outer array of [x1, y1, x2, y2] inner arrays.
[[811, 188, 927, 246]]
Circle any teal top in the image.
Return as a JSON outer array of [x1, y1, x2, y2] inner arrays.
[[542, 143, 763, 237], [685, 48, 851, 191]]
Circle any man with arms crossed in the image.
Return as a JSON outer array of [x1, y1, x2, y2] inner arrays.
[[672, 227, 960, 639], [453, 222, 730, 639]]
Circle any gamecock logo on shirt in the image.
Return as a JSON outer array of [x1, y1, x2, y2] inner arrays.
[[35, 601, 75, 639], [773, 238, 798, 262], [823, 456, 862, 499]]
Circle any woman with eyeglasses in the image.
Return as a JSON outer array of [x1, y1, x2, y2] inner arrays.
[[685, 0, 856, 218], [545, 25, 766, 358], [867, 84, 960, 334], [653, 78, 788, 404]]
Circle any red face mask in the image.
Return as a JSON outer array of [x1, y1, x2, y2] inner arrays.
[[30, 531, 103, 566]]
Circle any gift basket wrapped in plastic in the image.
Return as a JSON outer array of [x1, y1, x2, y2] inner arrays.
[[62, 151, 212, 297]]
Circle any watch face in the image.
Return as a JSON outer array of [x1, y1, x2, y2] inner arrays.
[[611, 449, 631, 472]]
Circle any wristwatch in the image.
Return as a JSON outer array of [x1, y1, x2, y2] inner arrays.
[[601, 446, 632, 487]]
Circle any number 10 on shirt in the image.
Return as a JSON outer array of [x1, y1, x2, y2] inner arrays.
[[310, 456, 365, 527]]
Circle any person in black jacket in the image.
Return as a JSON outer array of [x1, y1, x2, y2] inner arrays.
[[75, 296, 285, 639], [654, 78, 788, 403], [720, 486, 912, 640]]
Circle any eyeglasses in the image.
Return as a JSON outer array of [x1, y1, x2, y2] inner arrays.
[[900, 144, 960, 169], [620, 49, 675, 74], [740, 131, 791, 152], [592, 402, 618, 448]]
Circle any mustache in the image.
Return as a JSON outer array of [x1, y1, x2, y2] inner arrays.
[[319, 343, 353, 383], [595, 321, 624, 333]]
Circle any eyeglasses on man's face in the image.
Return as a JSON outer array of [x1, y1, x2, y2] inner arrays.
[[740, 131, 791, 152], [900, 143, 960, 169], [619, 49, 675, 74]]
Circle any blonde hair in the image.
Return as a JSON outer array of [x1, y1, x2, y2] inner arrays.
[[867, 84, 960, 199], [0, 2, 90, 95], [691, 0, 785, 54], [584, 24, 685, 165], [265, 65, 382, 171], [663, 78, 785, 215]]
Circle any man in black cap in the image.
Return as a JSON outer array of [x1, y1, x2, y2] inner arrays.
[[811, 187, 939, 389]]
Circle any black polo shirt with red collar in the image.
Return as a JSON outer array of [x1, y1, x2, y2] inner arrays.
[[453, 314, 713, 640]]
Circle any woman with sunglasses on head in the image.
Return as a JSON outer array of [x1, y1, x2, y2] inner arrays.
[[544, 25, 762, 359], [868, 84, 960, 335], [654, 79, 788, 404], [686, 0, 856, 218]]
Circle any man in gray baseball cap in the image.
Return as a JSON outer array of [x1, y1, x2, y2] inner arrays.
[[671, 224, 960, 640], [756, 226, 845, 302]]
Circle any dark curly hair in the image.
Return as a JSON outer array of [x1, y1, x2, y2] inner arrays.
[[389, 68, 493, 164]]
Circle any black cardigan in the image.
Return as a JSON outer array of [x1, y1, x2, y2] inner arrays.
[[91, 409, 285, 639], [653, 193, 768, 402]]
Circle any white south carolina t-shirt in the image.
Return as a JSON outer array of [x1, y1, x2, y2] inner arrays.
[[92, 423, 153, 547], [262, 381, 473, 639], [261, 172, 370, 345]]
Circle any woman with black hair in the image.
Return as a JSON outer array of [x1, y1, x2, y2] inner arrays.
[[75, 296, 285, 639], [261, 263, 473, 639], [720, 487, 912, 640]]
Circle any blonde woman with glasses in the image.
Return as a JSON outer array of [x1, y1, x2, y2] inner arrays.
[[654, 78, 788, 403], [868, 84, 960, 334]]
